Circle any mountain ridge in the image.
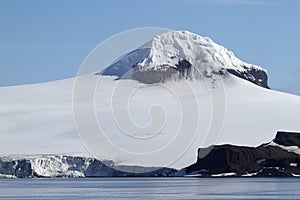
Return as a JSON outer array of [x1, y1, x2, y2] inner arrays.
[[102, 30, 269, 88]]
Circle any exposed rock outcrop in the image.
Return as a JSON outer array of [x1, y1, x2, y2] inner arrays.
[[184, 131, 300, 177]]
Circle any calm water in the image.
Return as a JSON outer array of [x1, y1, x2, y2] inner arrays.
[[0, 178, 299, 200]]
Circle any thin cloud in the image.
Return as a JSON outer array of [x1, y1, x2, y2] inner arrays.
[[0, 44, 90, 49], [183, 0, 271, 5], [211, 0, 267, 5]]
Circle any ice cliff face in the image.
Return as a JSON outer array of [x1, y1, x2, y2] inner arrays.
[[103, 30, 269, 88], [0, 156, 176, 178]]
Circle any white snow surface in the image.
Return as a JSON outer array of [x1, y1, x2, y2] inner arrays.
[[136, 30, 264, 74], [211, 172, 237, 177], [30, 156, 86, 178], [0, 73, 299, 169], [292, 173, 300, 177], [267, 141, 300, 154], [0, 174, 17, 179]]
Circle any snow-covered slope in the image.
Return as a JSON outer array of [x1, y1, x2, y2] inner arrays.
[[277, 81, 300, 96], [0, 73, 299, 169], [103, 30, 269, 88], [0, 30, 299, 170], [0, 78, 86, 155]]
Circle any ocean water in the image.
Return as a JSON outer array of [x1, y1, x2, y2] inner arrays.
[[0, 178, 299, 200]]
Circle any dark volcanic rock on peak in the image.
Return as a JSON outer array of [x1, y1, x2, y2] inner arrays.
[[227, 68, 269, 89]]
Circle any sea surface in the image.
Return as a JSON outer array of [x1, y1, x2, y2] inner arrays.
[[0, 178, 299, 200]]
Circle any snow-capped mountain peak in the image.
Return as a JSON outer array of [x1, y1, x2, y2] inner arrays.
[[103, 30, 269, 88], [141, 30, 258, 71]]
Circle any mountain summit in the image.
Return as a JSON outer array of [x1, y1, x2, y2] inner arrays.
[[103, 30, 269, 88]]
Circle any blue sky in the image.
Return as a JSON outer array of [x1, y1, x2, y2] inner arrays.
[[0, 0, 299, 90]]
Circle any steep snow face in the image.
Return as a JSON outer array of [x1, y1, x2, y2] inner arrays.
[[140, 30, 262, 72], [104, 30, 269, 88]]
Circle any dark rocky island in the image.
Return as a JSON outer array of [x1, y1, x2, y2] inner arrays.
[[184, 131, 300, 177]]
